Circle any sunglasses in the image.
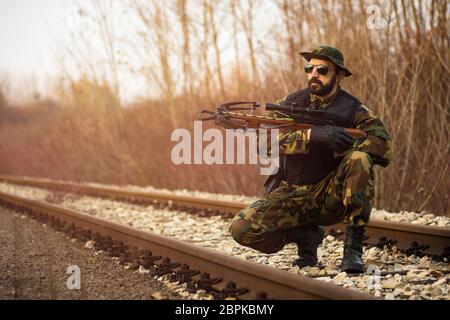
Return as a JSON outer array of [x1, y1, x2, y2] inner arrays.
[[304, 63, 331, 75]]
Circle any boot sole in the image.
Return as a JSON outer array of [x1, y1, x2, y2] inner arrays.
[[340, 262, 365, 274], [292, 259, 318, 268]]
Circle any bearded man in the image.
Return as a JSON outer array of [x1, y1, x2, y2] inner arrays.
[[228, 45, 393, 273]]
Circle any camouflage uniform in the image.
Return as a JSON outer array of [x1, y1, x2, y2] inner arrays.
[[229, 94, 393, 254]]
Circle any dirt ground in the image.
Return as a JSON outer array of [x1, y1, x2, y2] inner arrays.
[[0, 207, 181, 300]]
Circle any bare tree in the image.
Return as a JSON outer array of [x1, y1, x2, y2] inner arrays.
[[200, 0, 213, 103], [236, 0, 261, 97], [176, 0, 194, 98], [208, 0, 226, 100], [132, 0, 178, 128], [92, 0, 121, 106], [230, 0, 242, 97]]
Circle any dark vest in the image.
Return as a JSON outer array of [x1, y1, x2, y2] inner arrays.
[[280, 88, 361, 185]]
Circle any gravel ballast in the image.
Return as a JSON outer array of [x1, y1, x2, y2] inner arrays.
[[0, 182, 448, 300], [0, 207, 181, 300], [3, 179, 450, 226]]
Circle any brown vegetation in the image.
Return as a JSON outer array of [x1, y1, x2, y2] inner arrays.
[[0, 0, 448, 215]]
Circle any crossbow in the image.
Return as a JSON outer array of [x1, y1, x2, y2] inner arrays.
[[198, 101, 367, 138]]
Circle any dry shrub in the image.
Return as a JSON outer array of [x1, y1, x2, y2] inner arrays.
[[0, 0, 448, 215]]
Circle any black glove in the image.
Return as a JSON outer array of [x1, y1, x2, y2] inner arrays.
[[310, 125, 355, 152]]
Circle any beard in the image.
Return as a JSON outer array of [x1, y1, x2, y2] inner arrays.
[[308, 74, 337, 96]]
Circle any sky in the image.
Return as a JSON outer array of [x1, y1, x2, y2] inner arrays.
[[0, 0, 73, 99], [0, 0, 180, 103], [0, 0, 279, 103]]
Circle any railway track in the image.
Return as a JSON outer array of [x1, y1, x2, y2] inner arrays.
[[1, 175, 449, 258], [0, 190, 374, 300], [0, 176, 449, 300]]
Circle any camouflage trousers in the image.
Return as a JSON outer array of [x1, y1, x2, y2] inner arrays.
[[229, 151, 374, 254]]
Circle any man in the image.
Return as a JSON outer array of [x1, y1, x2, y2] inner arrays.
[[226, 45, 393, 273]]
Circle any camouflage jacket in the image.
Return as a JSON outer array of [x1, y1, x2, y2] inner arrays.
[[268, 90, 393, 168]]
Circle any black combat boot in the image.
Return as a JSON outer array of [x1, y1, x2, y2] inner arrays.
[[287, 226, 324, 268], [340, 225, 365, 273]]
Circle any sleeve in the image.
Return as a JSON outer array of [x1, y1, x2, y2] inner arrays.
[[271, 95, 311, 155], [352, 104, 393, 167]]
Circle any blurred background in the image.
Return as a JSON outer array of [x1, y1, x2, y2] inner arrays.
[[0, 0, 448, 215]]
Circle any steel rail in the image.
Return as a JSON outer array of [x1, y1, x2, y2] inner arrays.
[[0, 190, 375, 300], [0, 175, 449, 255]]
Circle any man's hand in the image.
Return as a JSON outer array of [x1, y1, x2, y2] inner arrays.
[[310, 125, 355, 152]]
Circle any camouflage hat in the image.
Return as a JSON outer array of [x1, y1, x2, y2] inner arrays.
[[299, 45, 352, 77]]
